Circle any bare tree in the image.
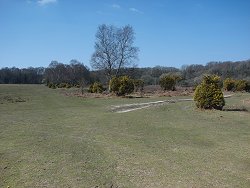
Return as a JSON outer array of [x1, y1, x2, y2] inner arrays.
[[91, 24, 139, 83], [115, 25, 139, 76]]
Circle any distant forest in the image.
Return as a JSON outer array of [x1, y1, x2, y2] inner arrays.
[[1, 59, 250, 87]]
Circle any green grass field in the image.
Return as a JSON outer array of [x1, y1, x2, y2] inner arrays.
[[1, 85, 250, 187]]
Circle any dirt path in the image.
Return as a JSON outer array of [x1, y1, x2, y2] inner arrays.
[[110, 94, 234, 113], [110, 98, 192, 113]]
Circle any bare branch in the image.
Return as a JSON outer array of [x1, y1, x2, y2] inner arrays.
[[91, 24, 139, 80]]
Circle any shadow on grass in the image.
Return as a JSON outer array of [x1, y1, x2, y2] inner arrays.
[[222, 105, 248, 112], [0, 95, 26, 104]]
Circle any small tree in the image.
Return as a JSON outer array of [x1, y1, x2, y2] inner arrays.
[[194, 75, 225, 110], [110, 76, 134, 96]]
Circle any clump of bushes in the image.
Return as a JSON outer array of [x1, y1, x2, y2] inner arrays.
[[57, 83, 72, 88], [110, 76, 134, 96], [235, 80, 247, 91], [133, 79, 144, 92], [223, 78, 248, 91], [47, 82, 73, 89], [194, 75, 225, 110], [89, 82, 104, 93], [48, 83, 56, 89], [245, 81, 250, 92], [223, 78, 235, 91], [159, 74, 181, 91]]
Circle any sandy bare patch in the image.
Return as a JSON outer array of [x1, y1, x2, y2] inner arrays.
[[111, 94, 234, 113], [242, 98, 250, 105], [111, 98, 192, 113]]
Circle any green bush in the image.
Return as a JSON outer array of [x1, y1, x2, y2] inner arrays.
[[109, 77, 120, 93], [133, 79, 144, 92], [194, 75, 225, 110], [159, 75, 179, 91], [48, 83, 52, 88], [223, 78, 248, 92], [47, 82, 79, 89], [65, 83, 72, 89], [110, 76, 134, 96], [245, 81, 250, 92], [57, 83, 67, 88], [235, 80, 247, 91], [89, 82, 104, 93], [223, 78, 235, 91], [48, 83, 56, 89]]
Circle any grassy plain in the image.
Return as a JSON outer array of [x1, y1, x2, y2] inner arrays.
[[0, 84, 250, 187]]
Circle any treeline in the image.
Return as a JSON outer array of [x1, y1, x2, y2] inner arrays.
[[44, 60, 90, 88], [93, 60, 250, 86], [1, 59, 250, 86], [90, 66, 179, 86], [181, 60, 250, 86], [0, 67, 44, 84]]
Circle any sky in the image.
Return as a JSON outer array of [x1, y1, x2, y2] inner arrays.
[[0, 0, 250, 69]]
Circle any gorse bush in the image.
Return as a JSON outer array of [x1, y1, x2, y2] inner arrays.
[[159, 74, 181, 91], [119, 76, 134, 96], [245, 81, 250, 92], [223, 78, 235, 91], [133, 79, 144, 92], [194, 75, 225, 110], [89, 82, 104, 93], [109, 77, 120, 93], [110, 76, 134, 96], [57, 83, 72, 88], [223, 78, 248, 92], [159, 76, 175, 91], [235, 80, 247, 91], [48, 83, 56, 89], [47, 82, 73, 89], [65, 83, 72, 88]]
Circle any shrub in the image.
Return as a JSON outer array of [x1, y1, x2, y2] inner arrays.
[[55, 83, 72, 88], [119, 76, 134, 95], [223, 78, 235, 91], [58, 83, 67, 88], [194, 75, 225, 110], [109, 77, 120, 93], [133, 79, 144, 92], [110, 76, 134, 96], [223, 78, 248, 92], [89, 82, 104, 93], [235, 80, 247, 91], [245, 81, 250, 92], [159, 75, 179, 91], [48, 83, 56, 89], [65, 83, 72, 88]]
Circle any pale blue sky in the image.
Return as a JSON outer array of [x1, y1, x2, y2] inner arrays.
[[0, 0, 250, 68]]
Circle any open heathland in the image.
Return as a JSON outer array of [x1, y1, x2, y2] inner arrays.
[[0, 85, 250, 187]]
